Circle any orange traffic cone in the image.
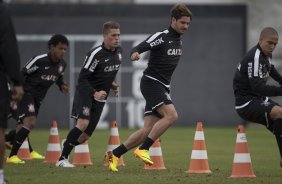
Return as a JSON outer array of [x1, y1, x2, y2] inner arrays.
[[104, 120, 125, 166], [144, 138, 166, 170], [230, 125, 256, 178], [17, 138, 31, 160], [72, 140, 92, 166], [186, 122, 211, 173], [44, 120, 61, 163]]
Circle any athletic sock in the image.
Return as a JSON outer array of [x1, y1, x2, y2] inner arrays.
[[9, 127, 30, 157], [28, 137, 33, 152], [112, 144, 128, 158], [139, 137, 154, 150], [59, 127, 82, 161]]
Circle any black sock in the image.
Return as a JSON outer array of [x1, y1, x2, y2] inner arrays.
[[112, 144, 128, 158], [28, 137, 33, 152], [9, 127, 30, 157], [139, 137, 154, 150], [59, 127, 82, 160], [272, 120, 282, 158], [5, 129, 16, 144]]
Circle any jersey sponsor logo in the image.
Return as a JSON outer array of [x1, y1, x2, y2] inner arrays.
[[45, 66, 50, 70], [104, 64, 120, 72], [28, 104, 35, 113], [247, 62, 252, 78], [89, 59, 99, 72], [167, 49, 182, 56], [104, 58, 110, 62], [41, 75, 58, 81], [150, 37, 164, 47], [82, 106, 90, 116], [27, 66, 39, 74]]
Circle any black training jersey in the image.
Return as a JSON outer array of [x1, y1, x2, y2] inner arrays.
[[22, 53, 66, 101], [77, 43, 122, 96], [233, 44, 282, 106], [131, 26, 182, 86]]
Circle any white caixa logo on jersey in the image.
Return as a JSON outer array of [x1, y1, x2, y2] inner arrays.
[[28, 104, 35, 113], [82, 106, 90, 116]]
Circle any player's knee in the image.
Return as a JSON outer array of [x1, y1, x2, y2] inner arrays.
[[76, 119, 89, 131], [167, 111, 178, 124], [270, 106, 282, 120], [23, 116, 36, 129]]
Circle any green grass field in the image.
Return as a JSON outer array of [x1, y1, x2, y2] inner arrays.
[[4, 125, 282, 184]]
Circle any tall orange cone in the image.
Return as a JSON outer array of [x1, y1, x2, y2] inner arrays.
[[230, 125, 256, 178], [104, 120, 125, 166], [44, 120, 61, 163], [186, 122, 211, 173], [17, 138, 31, 160], [144, 138, 166, 170], [72, 140, 92, 166]]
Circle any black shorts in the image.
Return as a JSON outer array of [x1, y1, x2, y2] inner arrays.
[[0, 74, 9, 128], [236, 97, 278, 132], [71, 89, 105, 136], [18, 93, 41, 121], [140, 75, 173, 118]]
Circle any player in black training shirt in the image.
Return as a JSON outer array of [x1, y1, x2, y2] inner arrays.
[[6, 34, 69, 164], [0, 1, 24, 182], [106, 3, 192, 172], [56, 21, 121, 167], [233, 27, 282, 168]]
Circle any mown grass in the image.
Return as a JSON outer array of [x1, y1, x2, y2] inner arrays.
[[4, 125, 282, 184]]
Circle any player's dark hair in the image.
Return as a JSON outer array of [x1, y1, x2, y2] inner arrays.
[[260, 27, 278, 38], [171, 3, 192, 21], [103, 21, 120, 35], [48, 34, 69, 49]]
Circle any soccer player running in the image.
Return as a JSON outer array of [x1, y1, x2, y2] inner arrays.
[[0, 1, 24, 183], [233, 27, 282, 168], [6, 34, 70, 164], [56, 21, 122, 167], [106, 3, 192, 172]]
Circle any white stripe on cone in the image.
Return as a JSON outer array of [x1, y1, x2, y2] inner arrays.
[[194, 131, 205, 140], [191, 150, 208, 159], [233, 153, 251, 163], [110, 128, 119, 136], [75, 144, 90, 153], [236, 133, 247, 143], [50, 128, 59, 135], [107, 144, 119, 151], [149, 147, 163, 156], [20, 140, 29, 149], [47, 143, 61, 151]]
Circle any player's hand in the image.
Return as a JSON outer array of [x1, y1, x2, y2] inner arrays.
[[111, 83, 120, 97], [94, 90, 107, 100], [11, 85, 24, 101], [131, 52, 140, 61], [60, 83, 70, 95]]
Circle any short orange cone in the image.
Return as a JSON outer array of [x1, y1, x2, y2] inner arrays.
[[17, 138, 31, 160], [104, 120, 125, 166], [144, 138, 166, 170], [186, 122, 211, 173], [72, 140, 92, 166], [230, 125, 256, 178], [44, 120, 61, 163]]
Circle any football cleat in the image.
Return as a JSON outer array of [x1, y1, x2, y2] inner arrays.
[[56, 159, 75, 168], [6, 155, 25, 164], [106, 151, 119, 172], [133, 148, 154, 165], [30, 151, 45, 159]]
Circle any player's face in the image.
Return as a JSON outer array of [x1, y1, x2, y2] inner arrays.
[[171, 16, 191, 34], [104, 28, 120, 50], [51, 42, 68, 62], [259, 34, 278, 56]]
